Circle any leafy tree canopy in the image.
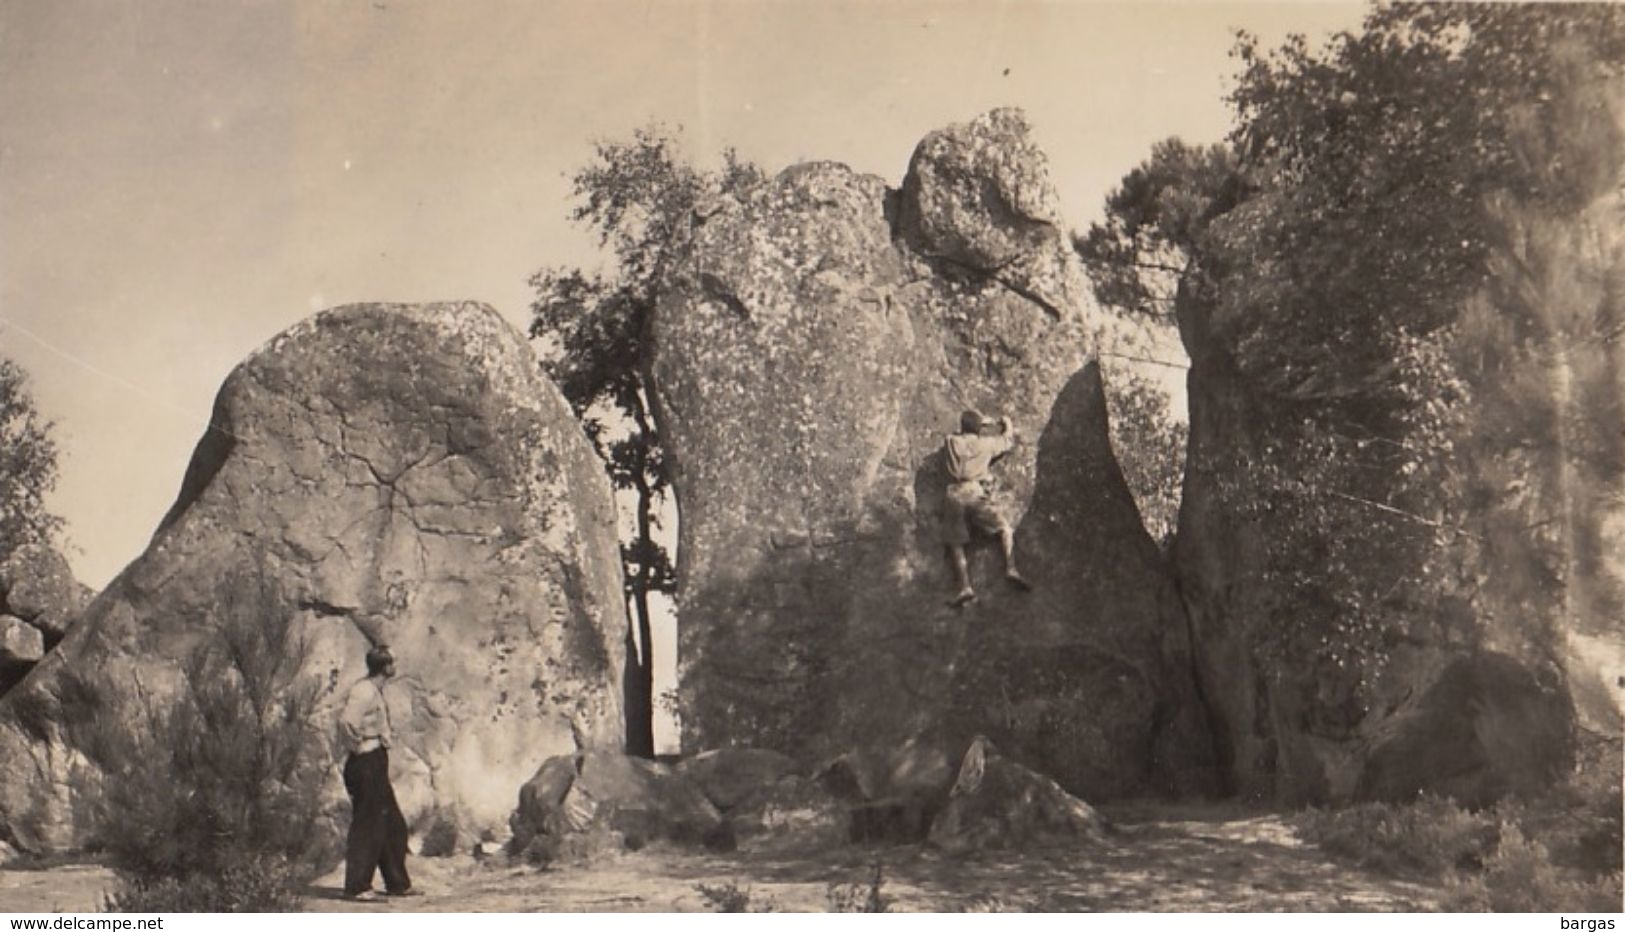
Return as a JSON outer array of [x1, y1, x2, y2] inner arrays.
[[1082, 3, 1625, 680], [0, 355, 63, 554], [1104, 371, 1186, 549]]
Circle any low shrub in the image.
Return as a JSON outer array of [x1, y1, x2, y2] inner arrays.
[[1527, 733, 1624, 875], [827, 860, 892, 913], [418, 811, 460, 858], [1298, 793, 1625, 912], [1442, 825, 1623, 913], [103, 855, 305, 913], [1574, 785, 1624, 875], [75, 561, 336, 912], [1296, 795, 1497, 878], [695, 879, 776, 913]]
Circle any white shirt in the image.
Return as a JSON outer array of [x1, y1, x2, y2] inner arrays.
[[337, 675, 394, 755]]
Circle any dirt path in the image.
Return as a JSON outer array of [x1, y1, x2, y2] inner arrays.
[[0, 806, 1444, 913]]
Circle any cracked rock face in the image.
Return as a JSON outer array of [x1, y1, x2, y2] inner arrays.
[[649, 109, 1215, 799], [0, 302, 625, 851]]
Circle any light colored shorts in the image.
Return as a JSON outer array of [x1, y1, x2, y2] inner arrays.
[[941, 480, 1009, 546]]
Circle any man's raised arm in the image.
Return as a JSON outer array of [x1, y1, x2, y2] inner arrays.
[[989, 415, 1016, 459]]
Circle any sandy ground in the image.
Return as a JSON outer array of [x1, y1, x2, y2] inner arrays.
[[0, 805, 1444, 914]]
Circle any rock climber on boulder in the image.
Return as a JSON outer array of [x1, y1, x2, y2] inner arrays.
[[941, 409, 1031, 607]]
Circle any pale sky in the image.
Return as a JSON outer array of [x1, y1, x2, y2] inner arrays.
[[1, 0, 1365, 591]]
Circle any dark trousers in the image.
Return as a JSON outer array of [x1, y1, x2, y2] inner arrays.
[[343, 748, 411, 895]]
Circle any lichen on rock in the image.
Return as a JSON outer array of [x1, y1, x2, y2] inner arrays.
[[649, 109, 1215, 800]]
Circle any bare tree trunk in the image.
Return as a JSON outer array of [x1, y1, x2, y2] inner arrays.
[[624, 578, 656, 758], [623, 399, 658, 759]]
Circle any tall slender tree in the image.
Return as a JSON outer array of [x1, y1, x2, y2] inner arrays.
[[530, 127, 763, 756]]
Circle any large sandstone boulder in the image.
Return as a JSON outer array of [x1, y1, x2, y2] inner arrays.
[[676, 747, 800, 812], [1354, 653, 1575, 807], [730, 773, 849, 851], [927, 736, 1110, 853], [816, 739, 958, 844], [0, 544, 91, 644], [1172, 129, 1623, 804], [510, 751, 730, 862], [648, 109, 1215, 798], [0, 544, 92, 695], [1175, 273, 1586, 806], [511, 748, 861, 858], [0, 302, 626, 851], [899, 107, 1080, 316], [0, 617, 43, 668]]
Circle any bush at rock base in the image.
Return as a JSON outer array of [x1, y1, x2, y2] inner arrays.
[[694, 880, 777, 913], [1441, 825, 1622, 913], [826, 861, 891, 913], [77, 566, 335, 911], [417, 810, 461, 858], [1295, 795, 1498, 878], [1297, 789, 1624, 911], [103, 855, 306, 913], [1527, 732, 1624, 877]]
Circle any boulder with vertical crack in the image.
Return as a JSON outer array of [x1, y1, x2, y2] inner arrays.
[[648, 109, 1216, 800]]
